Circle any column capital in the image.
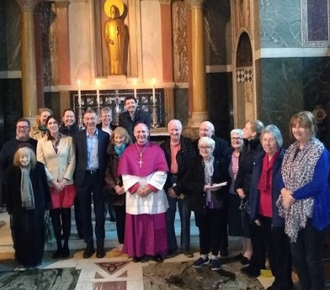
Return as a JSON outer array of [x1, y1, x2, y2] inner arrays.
[[16, 0, 41, 12], [55, 1, 70, 8], [185, 0, 204, 8], [159, 0, 172, 4]]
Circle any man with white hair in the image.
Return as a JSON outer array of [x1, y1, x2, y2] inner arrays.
[[160, 119, 196, 258], [193, 121, 229, 257]]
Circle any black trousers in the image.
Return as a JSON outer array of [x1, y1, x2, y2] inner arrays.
[[50, 208, 71, 249], [195, 208, 222, 256], [114, 205, 126, 244], [249, 218, 266, 269], [290, 219, 327, 290], [77, 172, 105, 248], [258, 215, 293, 290], [74, 196, 83, 237]]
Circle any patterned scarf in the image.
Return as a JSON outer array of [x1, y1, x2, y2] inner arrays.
[[277, 137, 324, 242], [203, 156, 214, 208], [20, 166, 35, 210]]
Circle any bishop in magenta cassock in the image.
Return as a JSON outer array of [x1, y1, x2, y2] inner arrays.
[[118, 123, 169, 262]]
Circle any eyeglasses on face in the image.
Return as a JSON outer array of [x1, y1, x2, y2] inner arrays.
[[231, 137, 242, 140], [199, 146, 211, 150], [17, 126, 30, 130]]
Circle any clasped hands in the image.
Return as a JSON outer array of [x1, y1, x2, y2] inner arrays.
[[136, 186, 152, 198], [52, 179, 68, 192], [115, 185, 125, 195], [281, 188, 295, 210]]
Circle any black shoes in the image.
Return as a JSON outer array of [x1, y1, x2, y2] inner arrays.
[[83, 246, 95, 259], [96, 247, 106, 258], [241, 265, 260, 277], [182, 250, 194, 258], [240, 256, 250, 265], [62, 246, 70, 258], [153, 254, 164, 263], [52, 249, 62, 259], [132, 256, 143, 263]]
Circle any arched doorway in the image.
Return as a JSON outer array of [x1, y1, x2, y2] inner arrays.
[[235, 32, 254, 128]]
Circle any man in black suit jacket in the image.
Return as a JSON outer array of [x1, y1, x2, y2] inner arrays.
[[119, 96, 151, 142], [74, 110, 109, 259]]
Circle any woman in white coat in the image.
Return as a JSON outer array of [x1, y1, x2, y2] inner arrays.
[[37, 115, 76, 259]]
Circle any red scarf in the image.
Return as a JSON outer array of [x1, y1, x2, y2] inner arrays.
[[257, 149, 280, 191]]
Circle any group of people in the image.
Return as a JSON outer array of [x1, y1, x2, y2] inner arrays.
[[0, 99, 329, 290]]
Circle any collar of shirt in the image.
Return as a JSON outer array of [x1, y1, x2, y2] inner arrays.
[[86, 129, 98, 138]]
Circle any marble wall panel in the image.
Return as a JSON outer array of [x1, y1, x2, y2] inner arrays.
[[0, 79, 22, 146], [302, 57, 330, 149], [204, 0, 231, 66], [174, 88, 189, 126], [259, 0, 301, 48], [207, 72, 232, 142], [260, 58, 304, 147], [140, 1, 163, 82], [0, 0, 21, 71], [69, 0, 93, 84]]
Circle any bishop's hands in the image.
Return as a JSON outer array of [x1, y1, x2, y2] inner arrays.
[[281, 188, 295, 210], [137, 186, 153, 198]]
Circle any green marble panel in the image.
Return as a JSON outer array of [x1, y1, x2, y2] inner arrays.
[[45, 92, 61, 119], [207, 72, 232, 142], [174, 88, 189, 126], [260, 58, 304, 147], [204, 0, 231, 65], [259, 0, 301, 48]]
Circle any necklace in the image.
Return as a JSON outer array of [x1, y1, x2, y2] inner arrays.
[[136, 142, 149, 168]]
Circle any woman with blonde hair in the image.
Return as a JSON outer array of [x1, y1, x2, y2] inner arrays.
[[30, 108, 53, 140], [5, 145, 51, 270], [278, 111, 330, 290], [105, 126, 131, 252]]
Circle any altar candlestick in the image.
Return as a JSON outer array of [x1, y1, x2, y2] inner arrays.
[[152, 78, 156, 104], [133, 78, 137, 99], [77, 80, 81, 106]]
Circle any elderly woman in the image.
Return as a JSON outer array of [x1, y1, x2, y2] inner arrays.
[[105, 127, 131, 252], [37, 116, 76, 259], [250, 125, 292, 290], [234, 120, 265, 276], [278, 111, 330, 290], [182, 137, 229, 271], [226, 129, 251, 263], [5, 145, 51, 270]]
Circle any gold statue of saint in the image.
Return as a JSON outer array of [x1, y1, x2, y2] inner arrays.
[[104, 2, 128, 75]]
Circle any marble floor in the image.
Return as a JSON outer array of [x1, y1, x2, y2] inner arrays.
[[0, 211, 293, 290]]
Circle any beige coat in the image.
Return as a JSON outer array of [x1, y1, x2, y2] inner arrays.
[[37, 134, 76, 185]]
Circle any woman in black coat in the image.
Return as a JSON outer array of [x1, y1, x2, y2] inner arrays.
[[182, 137, 229, 271], [5, 145, 51, 271]]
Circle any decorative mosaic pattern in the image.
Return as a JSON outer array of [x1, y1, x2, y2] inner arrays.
[[236, 68, 253, 83]]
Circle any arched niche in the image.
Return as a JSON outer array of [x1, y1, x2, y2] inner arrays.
[[235, 31, 254, 127]]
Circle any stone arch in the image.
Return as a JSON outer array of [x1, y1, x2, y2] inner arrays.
[[234, 31, 254, 128]]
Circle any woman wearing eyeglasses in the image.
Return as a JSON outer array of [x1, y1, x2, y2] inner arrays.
[[182, 137, 229, 271]]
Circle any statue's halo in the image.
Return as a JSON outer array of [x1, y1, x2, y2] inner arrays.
[[104, 0, 124, 18]]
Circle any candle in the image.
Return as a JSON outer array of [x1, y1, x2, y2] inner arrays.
[[77, 80, 81, 106], [133, 78, 137, 99], [152, 78, 156, 104]]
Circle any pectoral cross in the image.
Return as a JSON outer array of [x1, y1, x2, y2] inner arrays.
[[138, 154, 143, 168]]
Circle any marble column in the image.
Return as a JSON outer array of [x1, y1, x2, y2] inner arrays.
[[55, 1, 71, 85], [186, 0, 207, 128], [16, 0, 39, 120]]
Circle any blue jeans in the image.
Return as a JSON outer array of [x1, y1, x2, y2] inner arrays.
[[166, 195, 191, 252], [290, 218, 327, 290]]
